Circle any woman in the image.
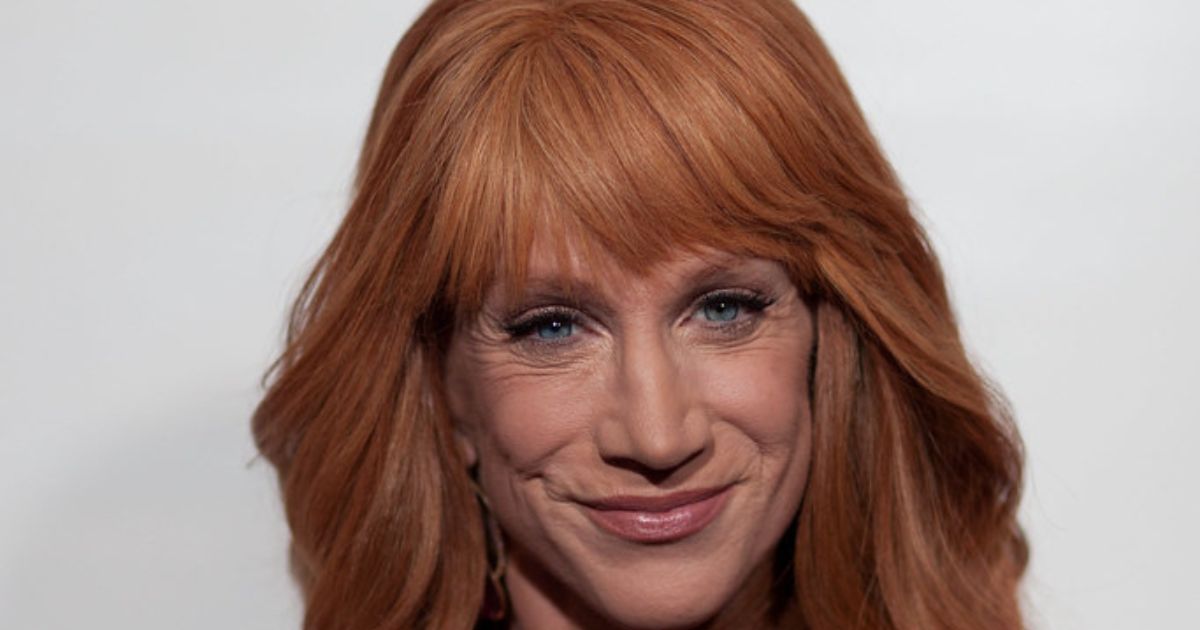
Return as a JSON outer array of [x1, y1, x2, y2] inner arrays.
[[252, 1, 1028, 628]]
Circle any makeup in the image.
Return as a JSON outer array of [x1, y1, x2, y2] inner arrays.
[[580, 487, 732, 544]]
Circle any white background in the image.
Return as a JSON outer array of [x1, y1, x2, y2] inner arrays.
[[2, 1, 1196, 628]]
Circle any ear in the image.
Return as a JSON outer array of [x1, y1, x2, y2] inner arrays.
[[454, 428, 479, 468], [439, 333, 480, 465], [440, 346, 480, 469]]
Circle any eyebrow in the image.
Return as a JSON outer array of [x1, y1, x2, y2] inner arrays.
[[487, 256, 778, 317], [488, 277, 611, 319]]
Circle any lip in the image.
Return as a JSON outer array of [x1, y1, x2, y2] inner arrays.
[[580, 486, 732, 544]]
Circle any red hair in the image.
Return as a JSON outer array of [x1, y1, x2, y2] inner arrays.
[[253, 1, 1027, 628]]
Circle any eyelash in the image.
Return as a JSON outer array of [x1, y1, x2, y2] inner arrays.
[[502, 306, 582, 342], [500, 289, 774, 344]]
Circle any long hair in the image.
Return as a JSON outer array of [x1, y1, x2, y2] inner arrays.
[[251, 1, 1028, 628]]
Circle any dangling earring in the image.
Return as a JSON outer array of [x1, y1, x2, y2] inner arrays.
[[472, 479, 508, 621]]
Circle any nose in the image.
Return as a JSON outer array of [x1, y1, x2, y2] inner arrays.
[[595, 328, 710, 474]]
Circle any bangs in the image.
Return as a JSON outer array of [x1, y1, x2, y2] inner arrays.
[[425, 3, 826, 316]]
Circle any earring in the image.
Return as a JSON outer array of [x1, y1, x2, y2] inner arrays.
[[471, 479, 508, 621]]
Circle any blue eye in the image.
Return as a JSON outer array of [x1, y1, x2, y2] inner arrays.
[[695, 291, 774, 328], [702, 299, 741, 322], [535, 318, 574, 339], [504, 308, 580, 343]]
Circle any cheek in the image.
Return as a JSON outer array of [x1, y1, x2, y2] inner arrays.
[[462, 366, 607, 471], [690, 342, 812, 449]]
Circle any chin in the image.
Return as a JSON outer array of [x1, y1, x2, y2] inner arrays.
[[593, 597, 724, 630], [579, 560, 747, 630]]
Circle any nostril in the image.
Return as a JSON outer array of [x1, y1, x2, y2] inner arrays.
[[600, 450, 705, 484]]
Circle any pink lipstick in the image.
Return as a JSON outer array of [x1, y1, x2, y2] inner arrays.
[[581, 487, 731, 544]]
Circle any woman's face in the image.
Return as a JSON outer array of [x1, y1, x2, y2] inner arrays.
[[444, 240, 815, 629]]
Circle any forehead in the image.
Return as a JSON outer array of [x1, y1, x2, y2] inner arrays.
[[483, 233, 774, 307], [534, 234, 737, 278]]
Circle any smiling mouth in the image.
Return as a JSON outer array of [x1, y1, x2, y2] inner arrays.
[[579, 487, 732, 544]]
